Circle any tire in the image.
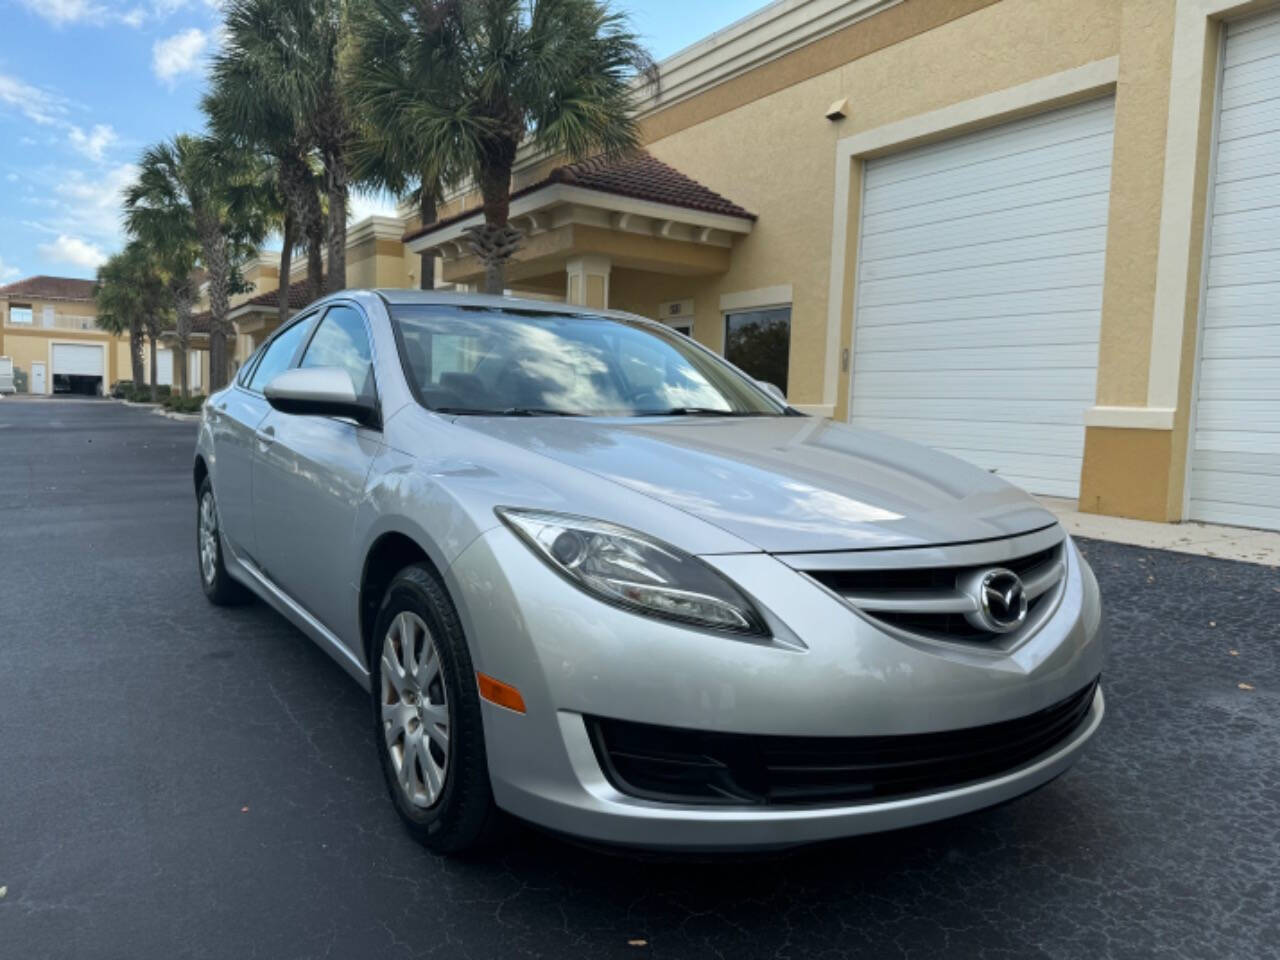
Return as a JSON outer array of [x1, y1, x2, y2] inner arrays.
[[370, 563, 500, 854], [196, 476, 250, 606]]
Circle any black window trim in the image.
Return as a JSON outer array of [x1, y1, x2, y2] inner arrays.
[[295, 298, 383, 429], [236, 308, 321, 398]]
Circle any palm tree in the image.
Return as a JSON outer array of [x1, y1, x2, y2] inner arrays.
[[94, 243, 155, 388], [216, 0, 353, 295], [95, 240, 174, 400], [345, 0, 655, 293], [205, 24, 327, 308], [125, 135, 269, 392]]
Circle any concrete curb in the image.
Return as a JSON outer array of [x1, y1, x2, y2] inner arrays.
[[151, 407, 201, 423], [1038, 496, 1280, 568]]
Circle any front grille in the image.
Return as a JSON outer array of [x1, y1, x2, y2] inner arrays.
[[805, 540, 1067, 645], [587, 678, 1099, 807]]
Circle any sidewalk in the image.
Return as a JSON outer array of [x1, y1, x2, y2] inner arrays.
[[1038, 497, 1280, 568]]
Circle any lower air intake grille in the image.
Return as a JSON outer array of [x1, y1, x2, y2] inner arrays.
[[587, 678, 1098, 806]]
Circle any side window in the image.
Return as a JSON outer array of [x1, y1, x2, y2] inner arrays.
[[247, 318, 313, 393], [237, 343, 266, 387], [300, 305, 374, 398]]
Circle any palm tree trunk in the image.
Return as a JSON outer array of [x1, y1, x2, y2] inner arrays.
[[278, 214, 294, 324], [307, 233, 324, 302], [148, 332, 158, 403], [324, 150, 347, 293], [176, 345, 189, 399], [419, 188, 437, 291], [280, 150, 324, 303], [173, 280, 194, 399], [474, 151, 518, 295], [200, 218, 233, 391], [129, 319, 145, 386]]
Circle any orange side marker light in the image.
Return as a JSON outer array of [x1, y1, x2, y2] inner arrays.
[[477, 672, 527, 713]]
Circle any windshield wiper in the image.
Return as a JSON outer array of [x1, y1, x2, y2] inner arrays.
[[432, 406, 580, 417]]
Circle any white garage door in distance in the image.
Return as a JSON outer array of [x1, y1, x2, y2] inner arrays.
[[51, 343, 105, 378]]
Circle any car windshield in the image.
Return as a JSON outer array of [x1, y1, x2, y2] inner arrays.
[[389, 305, 785, 417]]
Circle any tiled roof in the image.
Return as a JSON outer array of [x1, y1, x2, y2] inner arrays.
[[0, 275, 97, 301], [190, 276, 327, 333], [403, 150, 756, 243]]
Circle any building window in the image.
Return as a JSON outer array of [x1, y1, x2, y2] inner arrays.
[[724, 306, 790, 394], [8, 305, 33, 325]]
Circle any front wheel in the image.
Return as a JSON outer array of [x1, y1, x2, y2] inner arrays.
[[196, 476, 249, 606], [371, 564, 499, 854]]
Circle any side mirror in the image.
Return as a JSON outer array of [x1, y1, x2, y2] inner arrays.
[[756, 380, 787, 404], [264, 367, 379, 428]]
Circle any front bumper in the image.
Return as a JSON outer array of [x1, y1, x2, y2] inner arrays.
[[447, 526, 1106, 850]]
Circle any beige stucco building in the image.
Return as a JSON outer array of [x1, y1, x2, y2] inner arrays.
[[395, 0, 1280, 532], [0, 276, 131, 395]]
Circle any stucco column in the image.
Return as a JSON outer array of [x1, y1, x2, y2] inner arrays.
[[565, 256, 612, 309], [1079, 0, 1226, 522]]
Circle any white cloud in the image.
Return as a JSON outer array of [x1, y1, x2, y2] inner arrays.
[[16, 0, 164, 27], [5, 173, 17, 183], [0, 256, 20, 282], [0, 72, 68, 126], [68, 123, 118, 162], [37, 234, 107, 269], [17, 0, 109, 26], [153, 28, 209, 86]]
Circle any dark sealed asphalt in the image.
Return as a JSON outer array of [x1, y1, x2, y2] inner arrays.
[[0, 397, 1277, 960]]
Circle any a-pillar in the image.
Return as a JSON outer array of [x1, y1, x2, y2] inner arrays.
[[565, 256, 611, 309]]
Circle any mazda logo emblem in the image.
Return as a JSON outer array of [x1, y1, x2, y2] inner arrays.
[[971, 568, 1028, 633]]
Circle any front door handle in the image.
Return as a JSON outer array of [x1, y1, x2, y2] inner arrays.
[[254, 426, 276, 446]]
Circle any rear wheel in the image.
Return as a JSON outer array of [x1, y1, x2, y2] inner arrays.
[[371, 564, 499, 854], [197, 476, 249, 606]]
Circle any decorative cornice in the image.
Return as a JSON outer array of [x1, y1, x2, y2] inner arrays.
[[634, 0, 902, 118]]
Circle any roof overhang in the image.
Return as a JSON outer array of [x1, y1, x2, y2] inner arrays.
[[405, 183, 754, 261]]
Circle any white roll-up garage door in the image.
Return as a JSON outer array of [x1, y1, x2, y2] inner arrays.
[[1188, 10, 1280, 530], [849, 98, 1115, 498], [156, 349, 174, 386], [51, 343, 105, 377]]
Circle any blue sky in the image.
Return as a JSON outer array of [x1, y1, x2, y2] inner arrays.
[[0, 0, 762, 283]]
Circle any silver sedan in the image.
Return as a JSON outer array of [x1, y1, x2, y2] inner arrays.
[[194, 290, 1105, 853]]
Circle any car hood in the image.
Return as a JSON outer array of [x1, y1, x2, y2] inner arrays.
[[456, 415, 1056, 554]]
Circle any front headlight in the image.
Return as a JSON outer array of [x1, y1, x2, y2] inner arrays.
[[496, 508, 768, 636]]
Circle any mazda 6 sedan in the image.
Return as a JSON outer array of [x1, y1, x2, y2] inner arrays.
[[194, 290, 1105, 853]]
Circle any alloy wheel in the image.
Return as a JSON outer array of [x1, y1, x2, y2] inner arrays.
[[199, 492, 219, 585], [380, 611, 450, 808]]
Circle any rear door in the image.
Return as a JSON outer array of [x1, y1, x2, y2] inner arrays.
[[251, 302, 382, 647], [208, 314, 316, 559]]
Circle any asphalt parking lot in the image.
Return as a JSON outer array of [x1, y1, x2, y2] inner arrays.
[[1, 397, 1277, 960]]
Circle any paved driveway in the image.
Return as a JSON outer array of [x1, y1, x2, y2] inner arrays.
[[1, 398, 1276, 960]]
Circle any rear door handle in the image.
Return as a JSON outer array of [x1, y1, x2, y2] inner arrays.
[[255, 426, 275, 446]]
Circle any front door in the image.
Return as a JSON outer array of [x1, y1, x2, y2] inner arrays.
[[252, 302, 381, 648], [210, 314, 316, 560], [30, 362, 46, 395]]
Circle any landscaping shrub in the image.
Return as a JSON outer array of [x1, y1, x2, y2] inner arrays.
[[164, 394, 207, 414]]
